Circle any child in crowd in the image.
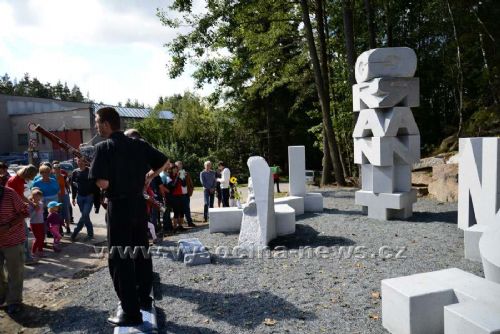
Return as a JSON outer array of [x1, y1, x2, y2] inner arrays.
[[145, 186, 161, 244], [46, 201, 64, 252], [29, 188, 45, 258]]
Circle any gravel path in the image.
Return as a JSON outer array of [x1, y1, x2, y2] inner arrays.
[[33, 187, 482, 334]]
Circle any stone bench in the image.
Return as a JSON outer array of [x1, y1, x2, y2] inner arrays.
[[479, 225, 500, 284], [275, 204, 295, 236], [209, 207, 243, 233], [274, 196, 304, 215], [304, 192, 323, 212], [382, 268, 500, 334]]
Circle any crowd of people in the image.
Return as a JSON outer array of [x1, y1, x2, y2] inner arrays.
[[0, 105, 282, 323]]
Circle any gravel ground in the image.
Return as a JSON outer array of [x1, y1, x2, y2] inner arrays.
[[31, 187, 482, 334]]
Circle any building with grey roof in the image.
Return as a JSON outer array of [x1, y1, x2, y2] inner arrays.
[[0, 94, 172, 161]]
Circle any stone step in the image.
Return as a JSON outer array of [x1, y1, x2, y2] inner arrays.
[[114, 290, 158, 334]]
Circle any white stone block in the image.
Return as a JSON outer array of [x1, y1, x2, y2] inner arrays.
[[382, 268, 500, 334], [275, 204, 296, 236], [288, 146, 306, 197], [353, 107, 420, 138], [178, 238, 211, 266], [355, 47, 417, 83], [354, 135, 420, 166], [457, 138, 500, 230], [274, 196, 304, 215], [355, 190, 416, 220], [304, 192, 323, 212], [238, 156, 276, 249], [208, 207, 243, 233], [464, 224, 488, 262], [445, 301, 500, 334], [361, 164, 411, 193], [184, 251, 211, 266], [479, 224, 500, 284], [353, 77, 419, 111]]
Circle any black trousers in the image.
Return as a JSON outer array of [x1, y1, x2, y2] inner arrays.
[[221, 188, 230, 207], [107, 197, 152, 316], [274, 178, 281, 192]]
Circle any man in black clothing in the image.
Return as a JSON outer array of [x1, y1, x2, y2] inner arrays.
[[70, 157, 95, 241], [89, 107, 167, 326]]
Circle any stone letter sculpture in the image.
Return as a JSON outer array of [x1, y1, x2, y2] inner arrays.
[[238, 156, 276, 250], [353, 47, 420, 220], [458, 137, 500, 261], [458, 138, 500, 229]]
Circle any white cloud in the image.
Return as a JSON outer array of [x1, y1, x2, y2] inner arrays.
[[0, 0, 213, 106]]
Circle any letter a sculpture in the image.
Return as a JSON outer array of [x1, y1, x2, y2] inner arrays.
[[353, 47, 421, 220]]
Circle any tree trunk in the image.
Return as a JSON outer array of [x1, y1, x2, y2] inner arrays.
[[300, 0, 346, 186], [363, 0, 377, 49], [342, 0, 357, 86], [383, 0, 393, 47], [321, 126, 334, 185], [315, 0, 349, 178], [446, 0, 464, 137], [478, 32, 498, 105]]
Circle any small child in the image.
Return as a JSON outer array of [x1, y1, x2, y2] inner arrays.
[[46, 201, 64, 252], [145, 186, 161, 244], [29, 189, 45, 258]]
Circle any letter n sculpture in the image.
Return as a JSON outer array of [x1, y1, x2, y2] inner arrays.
[[353, 47, 420, 220]]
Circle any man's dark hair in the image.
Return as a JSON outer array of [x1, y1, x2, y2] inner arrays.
[[97, 107, 121, 131], [0, 161, 7, 170], [218, 161, 225, 167]]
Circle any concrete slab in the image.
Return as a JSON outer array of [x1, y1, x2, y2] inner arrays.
[[274, 195, 304, 216], [444, 301, 500, 334], [382, 268, 500, 334], [304, 192, 323, 212], [208, 207, 243, 233], [288, 146, 306, 197], [275, 204, 296, 236]]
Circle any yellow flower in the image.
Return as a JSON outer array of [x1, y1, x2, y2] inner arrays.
[[230, 176, 238, 184]]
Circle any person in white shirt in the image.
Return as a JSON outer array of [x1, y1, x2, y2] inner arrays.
[[216, 161, 230, 207]]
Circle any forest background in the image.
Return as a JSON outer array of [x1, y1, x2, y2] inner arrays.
[[1, 0, 498, 185]]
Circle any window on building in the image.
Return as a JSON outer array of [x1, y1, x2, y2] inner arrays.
[[18, 133, 28, 146]]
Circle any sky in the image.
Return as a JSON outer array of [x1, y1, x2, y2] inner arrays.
[[0, 0, 212, 107]]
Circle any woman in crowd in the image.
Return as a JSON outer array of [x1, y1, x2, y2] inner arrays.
[[166, 165, 185, 232], [32, 165, 60, 213], [6, 165, 38, 204], [0, 184, 29, 314], [7, 165, 39, 264], [53, 164, 71, 235]]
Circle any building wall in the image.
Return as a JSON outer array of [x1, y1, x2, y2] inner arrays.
[[0, 97, 12, 154], [10, 108, 92, 152], [0, 94, 90, 153]]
